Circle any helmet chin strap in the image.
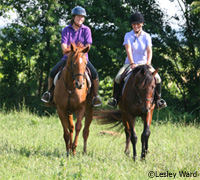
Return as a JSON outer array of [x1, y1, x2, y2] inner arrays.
[[135, 29, 141, 34], [73, 21, 81, 28]]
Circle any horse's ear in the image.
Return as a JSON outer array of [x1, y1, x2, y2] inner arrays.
[[71, 43, 76, 52], [152, 68, 159, 77], [81, 46, 90, 54]]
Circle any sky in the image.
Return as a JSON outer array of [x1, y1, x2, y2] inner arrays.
[[156, 0, 185, 30], [0, 0, 184, 29]]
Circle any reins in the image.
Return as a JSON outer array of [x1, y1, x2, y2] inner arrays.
[[132, 82, 154, 104], [132, 71, 155, 105], [63, 51, 87, 114]]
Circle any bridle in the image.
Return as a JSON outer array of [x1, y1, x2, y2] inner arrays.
[[132, 76, 156, 105], [63, 51, 87, 114], [67, 53, 86, 82]]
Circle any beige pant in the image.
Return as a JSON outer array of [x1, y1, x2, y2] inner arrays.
[[114, 64, 161, 84]]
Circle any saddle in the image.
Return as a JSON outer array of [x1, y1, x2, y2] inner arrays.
[[53, 66, 92, 92], [120, 66, 133, 96]]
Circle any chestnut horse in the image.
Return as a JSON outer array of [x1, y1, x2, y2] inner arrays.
[[54, 43, 93, 156], [100, 65, 158, 160]]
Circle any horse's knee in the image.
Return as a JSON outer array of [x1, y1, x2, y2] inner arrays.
[[131, 132, 137, 144], [83, 128, 90, 138], [63, 132, 69, 141], [134, 134, 138, 143], [69, 125, 74, 132], [75, 122, 82, 132], [142, 127, 151, 139]]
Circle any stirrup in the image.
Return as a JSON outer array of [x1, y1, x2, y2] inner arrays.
[[92, 96, 102, 107], [108, 98, 117, 108], [41, 91, 51, 103], [157, 99, 167, 110]]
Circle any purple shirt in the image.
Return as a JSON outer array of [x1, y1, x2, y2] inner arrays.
[[123, 30, 152, 64], [61, 24, 92, 61]]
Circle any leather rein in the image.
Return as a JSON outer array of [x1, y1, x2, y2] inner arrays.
[[63, 52, 87, 114], [132, 75, 156, 105]]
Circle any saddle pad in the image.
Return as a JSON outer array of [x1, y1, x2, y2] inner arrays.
[[54, 71, 61, 86], [122, 73, 132, 95], [54, 71, 91, 90], [85, 72, 91, 89]]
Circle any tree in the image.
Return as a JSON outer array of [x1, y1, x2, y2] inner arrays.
[[0, 0, 199, 119], [159, 0, 200, 115]]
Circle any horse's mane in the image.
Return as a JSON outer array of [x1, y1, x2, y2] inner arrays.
[[132, 65, 154, 89], [67, 43, 87, 67]]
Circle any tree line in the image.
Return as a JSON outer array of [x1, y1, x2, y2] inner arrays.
[[0, 0, 199, 118]]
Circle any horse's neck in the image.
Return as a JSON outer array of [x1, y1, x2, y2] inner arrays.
[[63, 67, 74, 87], [127, 75, 139, 97]]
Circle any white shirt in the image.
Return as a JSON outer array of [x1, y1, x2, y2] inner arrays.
[[123, 30, 152, 64]]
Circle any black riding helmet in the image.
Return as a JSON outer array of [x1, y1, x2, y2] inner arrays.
[[71, 6, 87, 17], [129, 12, 144, 24]]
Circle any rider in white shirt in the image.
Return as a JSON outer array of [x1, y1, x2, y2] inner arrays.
[[108, 12, 167, 110]]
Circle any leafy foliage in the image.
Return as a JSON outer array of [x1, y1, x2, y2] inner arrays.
[[0, 0, 199, 118]]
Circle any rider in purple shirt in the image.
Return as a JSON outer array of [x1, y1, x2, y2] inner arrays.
[[41, 6, 102, 107], [61, 23, 92, 61]]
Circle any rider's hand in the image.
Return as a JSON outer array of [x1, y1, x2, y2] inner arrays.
[[146, 62, 151, 66], [77, 42, 84, 47], [131, 63, 136, 69]]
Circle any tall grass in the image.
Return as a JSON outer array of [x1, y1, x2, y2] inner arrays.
[[0, 107, 199, 180]]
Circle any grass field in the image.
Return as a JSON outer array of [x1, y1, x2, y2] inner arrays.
[[0, 108, 199, 180]]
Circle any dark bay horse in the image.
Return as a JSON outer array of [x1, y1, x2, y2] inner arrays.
[[54, 43, 93, 156], [100, 65, 158, 160]]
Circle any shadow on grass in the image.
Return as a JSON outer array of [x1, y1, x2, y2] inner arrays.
[[1, 141, 66, 158]]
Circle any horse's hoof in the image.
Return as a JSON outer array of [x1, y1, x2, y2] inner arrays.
[[72, 150, 76, 155], [133, 156, 137, 161], [67, 151, 69, 157], [124, 150, 129, 156]]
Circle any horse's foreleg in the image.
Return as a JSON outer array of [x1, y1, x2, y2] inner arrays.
[[57, 108, 72, 156], [72, 108, 85, 155], [141, 124, 150, 159], [128, 116, 137, 161], [83, 106, 93, 153], [141, 112, 153, 159], [122, 113, 130, 155], [124, 130, 131, 155], [68, 113, 74, 150], [131, 127, 137, 161]]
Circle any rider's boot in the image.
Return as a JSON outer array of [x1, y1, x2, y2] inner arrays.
[[155, 83, 167, 110], [108, 81, 121, 108], [92, 78, 102, 107], [41, 77, 54, 103]]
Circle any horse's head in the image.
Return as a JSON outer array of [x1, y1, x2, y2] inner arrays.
[[67, 43, 89, 89], [133, 65, 158, 114]]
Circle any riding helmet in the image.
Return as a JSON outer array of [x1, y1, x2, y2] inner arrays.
[[71, 6, 87, 17], [129, 12, 144, 24]]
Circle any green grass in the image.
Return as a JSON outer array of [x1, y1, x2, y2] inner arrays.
[[0, 109, 200, 180]]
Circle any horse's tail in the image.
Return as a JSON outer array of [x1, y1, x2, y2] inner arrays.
[[93, 109, 124, 131]]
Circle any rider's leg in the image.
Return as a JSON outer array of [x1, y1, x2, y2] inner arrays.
[[108, 64, 129, 108], [108, 81, 121, 108], [148, 66, 167, 110], [41, 59, 66, 103], [155, 82, 167, 110], [41, 77, 54, 103], [87, 61, 102, 107], [92, 78, 102, 107]]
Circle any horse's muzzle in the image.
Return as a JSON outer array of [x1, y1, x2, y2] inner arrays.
[[75, 80, 85, 89], [142, 106, 150, 114]]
